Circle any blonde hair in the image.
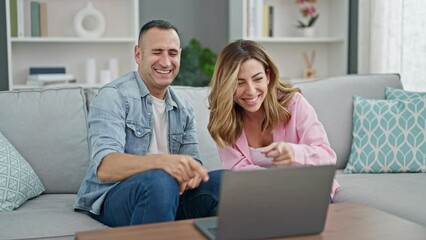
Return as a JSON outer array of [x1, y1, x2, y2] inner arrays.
[[208, 40, 300, 147]]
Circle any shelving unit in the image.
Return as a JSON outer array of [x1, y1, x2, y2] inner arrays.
[[5, 0, 139, 90], [229, 0, 349, 80]]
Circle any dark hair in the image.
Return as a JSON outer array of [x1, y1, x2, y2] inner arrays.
[[138, 20, 180, 43]]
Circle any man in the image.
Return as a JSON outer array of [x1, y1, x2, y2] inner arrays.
[[74, 20, 223, 227]]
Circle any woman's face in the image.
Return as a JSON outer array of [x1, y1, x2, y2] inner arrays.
[[234, 59, 269, 114]]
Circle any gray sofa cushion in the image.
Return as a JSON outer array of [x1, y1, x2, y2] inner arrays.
[[334, 170, 426, 226], [294, 74, 403, 169], [0, 194, 107, 240], [0, 88, 90, 193], [84, 88, 100, 111], [0, 131, 45, 211], [172, 86, 222, 170]]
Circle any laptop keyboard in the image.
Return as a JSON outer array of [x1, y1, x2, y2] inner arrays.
[[208, 227, 217, 236]]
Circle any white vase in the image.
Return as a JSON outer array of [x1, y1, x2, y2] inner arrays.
[[73, 2, 106, 38], [299, 27, 315, 38]]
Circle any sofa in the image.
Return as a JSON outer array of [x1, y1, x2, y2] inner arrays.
[[0, 74, 424, 240]]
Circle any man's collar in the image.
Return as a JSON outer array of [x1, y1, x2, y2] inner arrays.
[[135, 71, 178, 109]]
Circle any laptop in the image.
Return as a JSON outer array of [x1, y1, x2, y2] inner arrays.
[[194, 164, 335, 240]]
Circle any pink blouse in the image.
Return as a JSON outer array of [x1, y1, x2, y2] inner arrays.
[[217, 93, 340, 198]]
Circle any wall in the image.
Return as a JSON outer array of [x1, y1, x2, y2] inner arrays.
[[139, 0, 228, 53], [357, 1, 370, 75]]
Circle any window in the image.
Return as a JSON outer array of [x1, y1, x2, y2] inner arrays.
[[358, 0, 426, 91]]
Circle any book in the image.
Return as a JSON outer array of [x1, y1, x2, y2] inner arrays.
[[262, 4, 269, 37], [29, 67, 66, 74], [30, 1, 40, 37], [26, 79, 76, 86], [26, 73, 75, 82], [10, 0, 18, 37], [268, 5, 274, 37], [255, 0, 263, 38], [17, 0, 24, 37], [247, 0, 256, 37], [245, 0, 250, 37], [247, 0, 263, 38], [39, 2, 48, 37]]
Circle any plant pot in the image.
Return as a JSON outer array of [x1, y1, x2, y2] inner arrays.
[[299, 27, 315, 38]]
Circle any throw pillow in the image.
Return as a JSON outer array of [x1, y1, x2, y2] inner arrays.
[[344, 96, 426, 173], [0, 131, 45, 211], [386, 87, 426, 100]]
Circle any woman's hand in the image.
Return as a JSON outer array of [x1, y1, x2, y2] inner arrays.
[[262, 142, 295, 167]]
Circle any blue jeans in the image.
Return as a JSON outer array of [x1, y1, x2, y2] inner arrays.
[[92, 169, 224, 227]]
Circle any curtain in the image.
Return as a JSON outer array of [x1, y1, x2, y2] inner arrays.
[[360, 0, 426, 91]]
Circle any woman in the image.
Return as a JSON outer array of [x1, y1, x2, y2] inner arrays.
[[208, 40, 339, 198]]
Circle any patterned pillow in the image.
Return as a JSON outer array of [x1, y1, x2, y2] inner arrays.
[[386, 87, 426, 99], [344, 96, 426, 173], [0, 132, 45, 211]]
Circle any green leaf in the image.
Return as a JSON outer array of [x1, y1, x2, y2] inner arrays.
[[297, 20, 307, 28], [174, 38, 217, 86], [308, 15, 319, 27]]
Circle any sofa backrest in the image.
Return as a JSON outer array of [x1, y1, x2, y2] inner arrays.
[[0, 87, 90, 194], [293, 74, 402, 169], [172, 86, 223, 170]]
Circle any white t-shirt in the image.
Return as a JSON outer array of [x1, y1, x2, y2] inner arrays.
[[148, 96, 168, 154]]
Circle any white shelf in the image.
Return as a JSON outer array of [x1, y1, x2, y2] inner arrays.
[[11, 37, 136, 43], [5, 0, 140, 90], [13, 83, 105, 90], [229, 0, 349, 80], [246, 37, 345, 43]]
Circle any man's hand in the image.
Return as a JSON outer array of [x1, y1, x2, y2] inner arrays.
[[179, 174, 204, 194], [262, 142, 295, 167], [162, 155, 209, 193]]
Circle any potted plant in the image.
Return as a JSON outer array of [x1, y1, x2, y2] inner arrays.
[[173, 39, 217, 86], [295, 0, 319, 37]]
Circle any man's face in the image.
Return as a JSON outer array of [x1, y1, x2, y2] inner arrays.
[[135, 28, 181, 98]]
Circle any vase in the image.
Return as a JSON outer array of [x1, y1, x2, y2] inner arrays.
[[299, 27, 315, 38], [73, 2, 106, 38]]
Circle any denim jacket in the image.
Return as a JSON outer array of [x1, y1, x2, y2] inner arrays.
[[74, 71, 201, 214]]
